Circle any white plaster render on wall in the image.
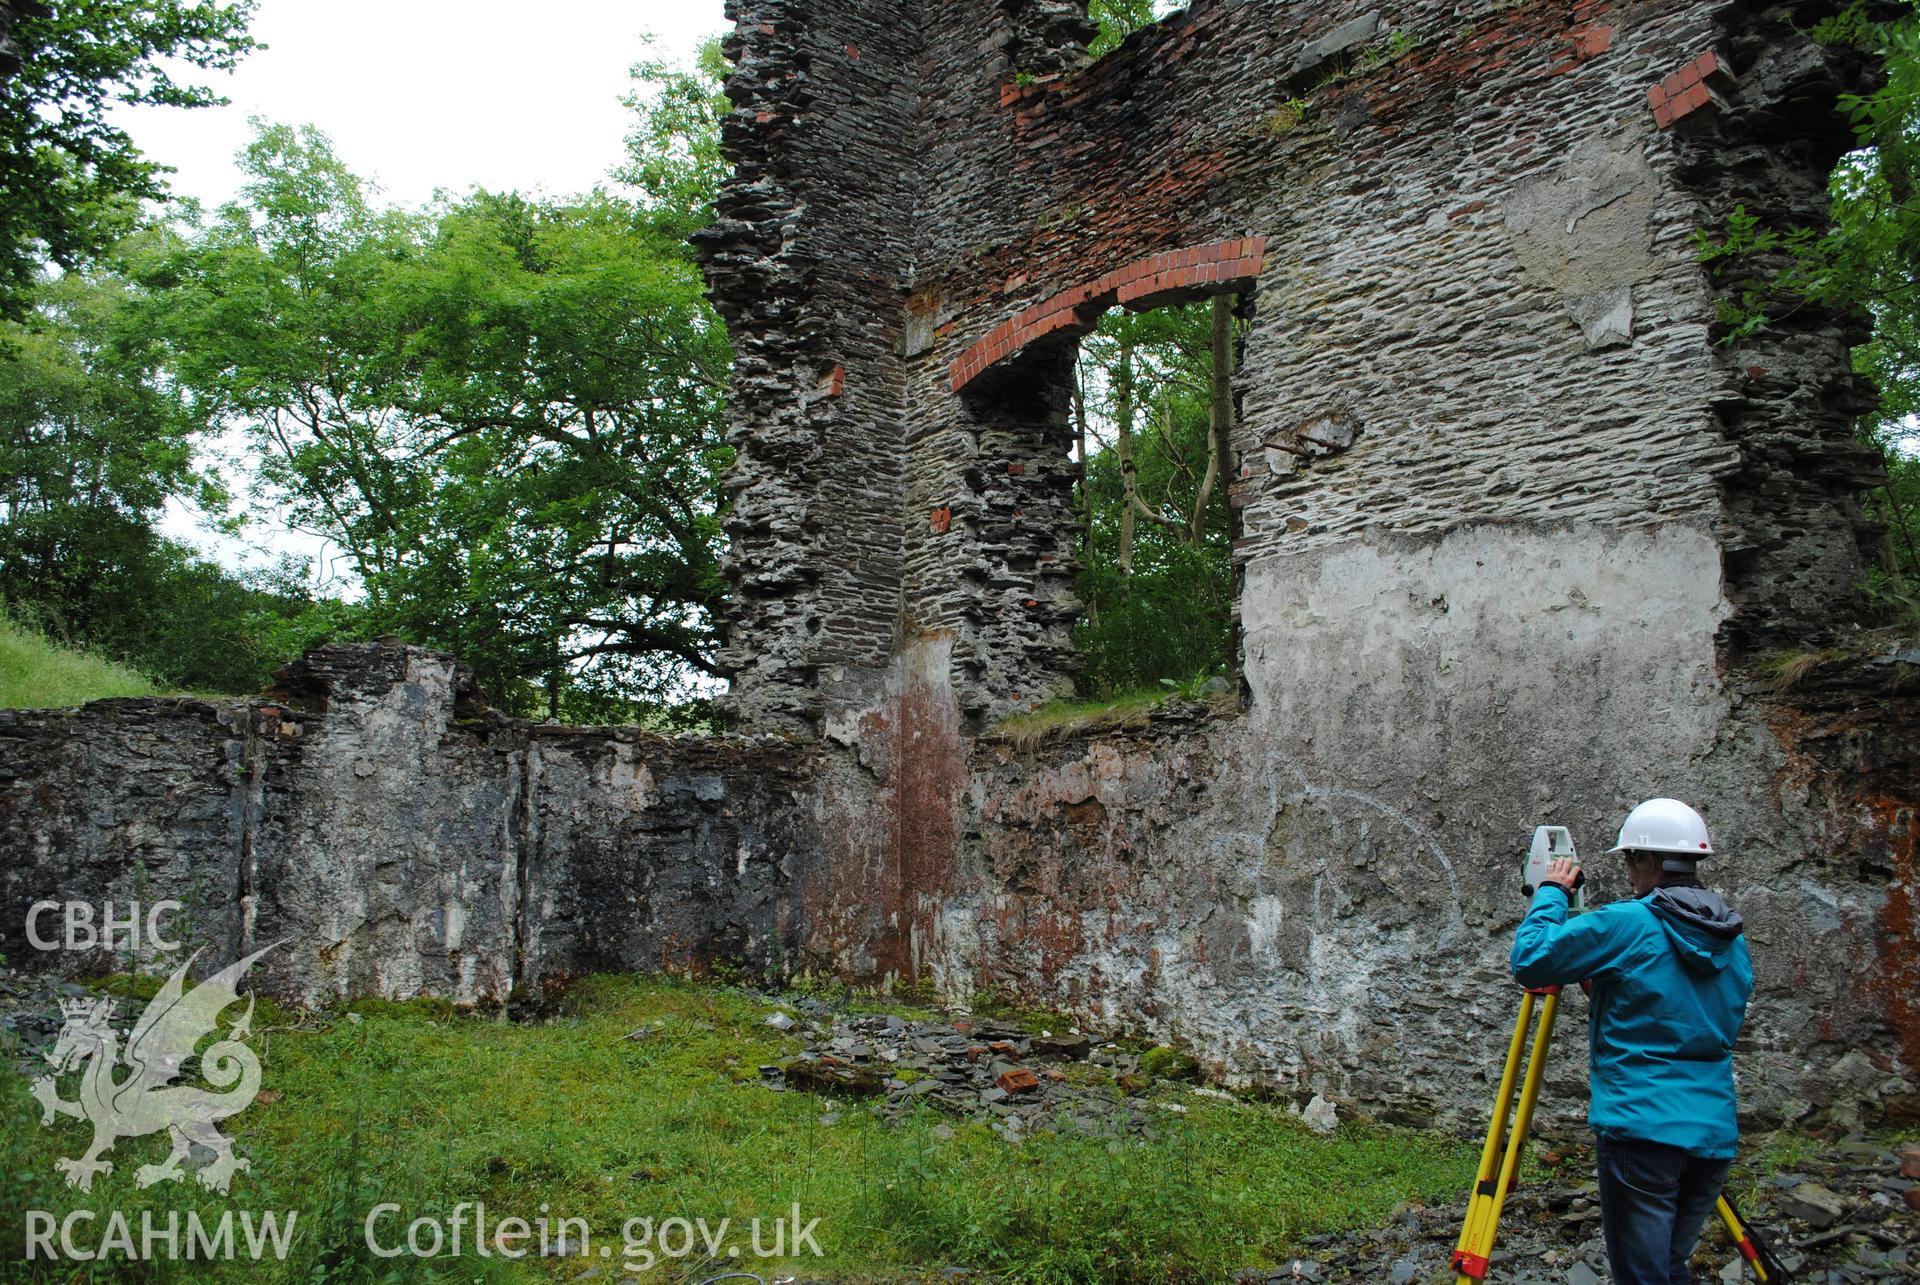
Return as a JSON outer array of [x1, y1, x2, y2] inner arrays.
[[1239, 521, 1729, 762]]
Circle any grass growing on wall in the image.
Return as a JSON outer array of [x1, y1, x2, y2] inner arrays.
[[989, 688, 1173, 749], [0, 613, 162, 708], [2, 975, 1475, 1283]]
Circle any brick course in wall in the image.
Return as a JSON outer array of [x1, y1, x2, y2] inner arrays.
[[950, 237, 1268, 391], [704, 0, 1885, 729]]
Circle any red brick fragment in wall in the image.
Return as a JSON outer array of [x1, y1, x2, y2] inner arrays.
[[1574, 25, 1612, 58], [930, 508, 952, 535], [824, 365, 846, 398], [1549, 23, 1613, 74], [1872, 796, 1920, 1074], [1649, 50, 1736, 128], [845, 44, 860, 59]]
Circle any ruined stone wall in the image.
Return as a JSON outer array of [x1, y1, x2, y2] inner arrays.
[[699, 0, 1918, 1129], [3, 0, 1914, 1135], [937, 637, 1920, 1132], [0, 644, 820, 1007], [909, 0, 1883, 718], [696, 0, 925, 733], [707, 0, 1883, 732]]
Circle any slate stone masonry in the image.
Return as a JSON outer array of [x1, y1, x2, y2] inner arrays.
[[0, 643, 821, 1007], [692, 0, 1918, 1129], [704, 0, 1889, 731], [4, 0, 1917, 1134]]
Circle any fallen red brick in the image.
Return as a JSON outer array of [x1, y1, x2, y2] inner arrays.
[[997, 1067, 1041, 1094]]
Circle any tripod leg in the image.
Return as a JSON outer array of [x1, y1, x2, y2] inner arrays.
[[1458, 989, 1561, 1283], [1453, 991, 1540, 1284], [1718, 1194, 1774, 1283]]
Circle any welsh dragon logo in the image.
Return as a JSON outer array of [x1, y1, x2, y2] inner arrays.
[[27, 942, 280, 1194]]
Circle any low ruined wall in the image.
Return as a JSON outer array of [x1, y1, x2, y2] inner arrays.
[[919, 630, 1920, 1133], [2, 634, 1912, 1130], [0, 643, 820, 1007]]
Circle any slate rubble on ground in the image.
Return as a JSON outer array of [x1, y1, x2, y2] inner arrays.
[[759, 996, 1184, 1143], [767, 999, 1918, 1284], [1232, 1138, 1920, 1284]]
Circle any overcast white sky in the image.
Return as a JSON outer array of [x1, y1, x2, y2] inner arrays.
[[114, 0, 729, 211], [121, 1, 729, 583]]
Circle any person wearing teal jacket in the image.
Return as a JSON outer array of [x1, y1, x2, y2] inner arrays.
[[1510, 798, 1753, 1285]]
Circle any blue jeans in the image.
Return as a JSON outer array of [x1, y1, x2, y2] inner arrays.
[[1595, 1136, 1732, 1285]]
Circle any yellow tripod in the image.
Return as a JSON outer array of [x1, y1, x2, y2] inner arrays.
[[1450, 984, 1562, 1283], [1449, 984, 1790, 1283]]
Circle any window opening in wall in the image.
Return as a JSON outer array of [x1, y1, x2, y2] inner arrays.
[[1070, 295, 1241, 701]]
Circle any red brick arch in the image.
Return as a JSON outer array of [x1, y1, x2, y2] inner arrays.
[[949, 236, 1267, 393]]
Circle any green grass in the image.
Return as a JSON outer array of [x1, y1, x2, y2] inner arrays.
[[0, 614, 163, 708], [989, 689, 1178, 750], [990, 672, 1238, 751], [2, 976, 1477, 1283]]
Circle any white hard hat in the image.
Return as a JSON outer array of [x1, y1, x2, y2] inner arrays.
[[1607, 797, 1713, 859]]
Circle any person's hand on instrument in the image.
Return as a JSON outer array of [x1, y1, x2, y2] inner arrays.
[[1543, 857, 1583, 893]]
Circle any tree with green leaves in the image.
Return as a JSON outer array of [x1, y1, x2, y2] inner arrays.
[[0, 244, 338, 692], [0, 256, 206, 632], [1, 32, 736, 717], [618, 38, 731, 242], [1073, 300, 1238, 697], [1088, 0, 1161, 57], [136, 114, 732, 716], [0, 0, 256, 319]]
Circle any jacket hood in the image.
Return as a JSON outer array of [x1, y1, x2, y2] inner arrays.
[[1647, 886, 1745, 974]]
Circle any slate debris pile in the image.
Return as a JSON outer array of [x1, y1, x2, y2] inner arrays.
[[1235, 1138, 1920, 1284], [760, 998, 1189, 1142]]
